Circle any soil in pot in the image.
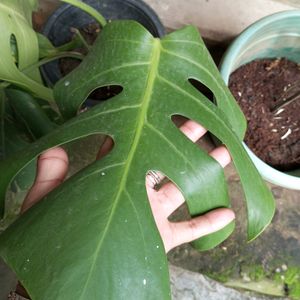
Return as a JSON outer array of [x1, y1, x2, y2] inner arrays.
[[59, 23, 122, 102], [229, 58, 300, 171]]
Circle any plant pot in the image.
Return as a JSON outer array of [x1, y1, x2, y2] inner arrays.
[[220, 10, 300, 190], [40, 0, 165, 87]]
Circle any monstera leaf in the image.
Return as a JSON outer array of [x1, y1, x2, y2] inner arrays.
[[0, 21, 275, 299], [0, 0, 53, 101]]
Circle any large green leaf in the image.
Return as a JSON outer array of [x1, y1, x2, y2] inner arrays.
[[0, 0, 53, 101], [0, 89, 36, 231], [0, 21, 275, 299]]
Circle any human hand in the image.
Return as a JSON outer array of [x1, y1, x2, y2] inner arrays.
[[21, 120, 234, 253]]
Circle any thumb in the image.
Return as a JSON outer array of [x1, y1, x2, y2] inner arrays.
[[21, 147, 68, 213]]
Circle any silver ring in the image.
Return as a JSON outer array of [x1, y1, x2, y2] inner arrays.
[[147, 170, 161, 187]]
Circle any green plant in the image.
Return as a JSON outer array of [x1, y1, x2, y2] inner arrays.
[[0, 0, 106, 224], [0, 0, 103, 99], [0, 0, 74, 160], [248, 265, 266, 282], [0, 0, 52, 101], [284, 267, 300, 299], [0, 1, 276, 299]]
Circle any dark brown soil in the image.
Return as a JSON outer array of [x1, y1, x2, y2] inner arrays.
[[59, 23, 100, 76], [59, 23, 122, 102], [229, 58, 300, 171]]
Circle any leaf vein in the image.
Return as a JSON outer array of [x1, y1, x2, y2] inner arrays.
[[162, 39, 203, 47], [102, 39, 152, 45], [70, 62, 150, 97], [64, 104, 142, 130], [77, 162, 126, 183], [160, 46, 229, 102], [145, 121, 197, 172], [78, 38, 161, 299]]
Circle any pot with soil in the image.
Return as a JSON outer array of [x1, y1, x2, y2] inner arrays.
[[41, 0, 165, 105], [220, 10, 300, 190]]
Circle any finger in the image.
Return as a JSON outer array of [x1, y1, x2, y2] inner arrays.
[[21, 147, 68, 213], [179, 119, 207, 142], [166, 208, 235, 252], [96, 136, 114, 160], [209, 145, 231, 168], [147, 181, 185, 219], [146, 120, 207, 190], [146, 145, 231, 217]]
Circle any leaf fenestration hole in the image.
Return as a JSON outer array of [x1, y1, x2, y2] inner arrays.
[[188, 78, 214, 101], [145, 170, 189, 221], [66, 134, 114, 175], [10, 34, 19, 67], [171, 115, 215, 152], [83, 85, 123, 108], [96, 136, 114, 160]]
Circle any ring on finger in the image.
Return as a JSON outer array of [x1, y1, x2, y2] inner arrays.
[[147, 170, 162, 188]]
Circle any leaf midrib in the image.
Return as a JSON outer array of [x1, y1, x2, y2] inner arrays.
[[78, 38, 161, 298]]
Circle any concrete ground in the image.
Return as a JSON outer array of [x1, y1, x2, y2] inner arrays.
[[35, 0, 300, 42]]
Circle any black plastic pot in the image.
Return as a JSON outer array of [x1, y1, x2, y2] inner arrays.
[[41, 0, 165, 87]]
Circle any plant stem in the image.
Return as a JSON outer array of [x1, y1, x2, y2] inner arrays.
[[22, 51, 84, 75], [0, 88, 6, 160], [272, 90, 300, 112], [55, 35, 83, 53], [60, 0, 107, 28], [71, 28, 91, 51]]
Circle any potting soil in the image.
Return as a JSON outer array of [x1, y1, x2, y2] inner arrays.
[[229, 58, 300, 171]]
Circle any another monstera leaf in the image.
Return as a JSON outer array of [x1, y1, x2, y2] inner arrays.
[[0, 0, 53, 101], [0, 21, 275, 299]]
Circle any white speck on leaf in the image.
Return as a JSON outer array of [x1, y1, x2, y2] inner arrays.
[[64, 81, 70, 86], [156, 245, 159, 249], [143, 279, 147, 285], [101, 172, 105, 176]]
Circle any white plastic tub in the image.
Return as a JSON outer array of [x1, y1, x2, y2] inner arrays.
[[220, 10, 300, 190]]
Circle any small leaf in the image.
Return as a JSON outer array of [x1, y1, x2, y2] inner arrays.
[[0, 1, 53, 101], [36, 32, 83, 59], [5, 89, 57, 139]]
